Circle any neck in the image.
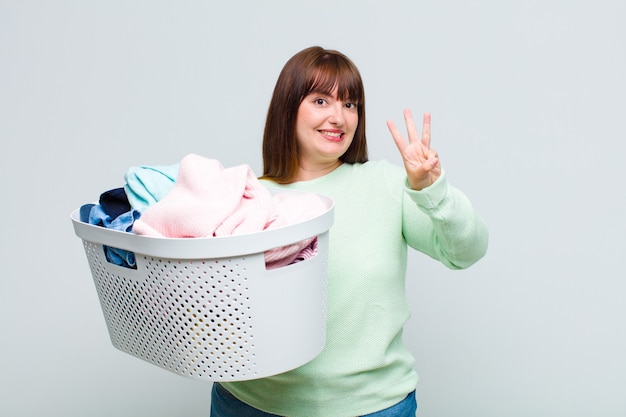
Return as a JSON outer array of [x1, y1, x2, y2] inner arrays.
[[295, 160, 342, 181]]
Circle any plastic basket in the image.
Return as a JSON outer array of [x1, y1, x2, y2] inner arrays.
[[71, 191, 334, 382]]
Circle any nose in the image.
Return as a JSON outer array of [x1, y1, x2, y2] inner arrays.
[[328, 102, 345, 126]]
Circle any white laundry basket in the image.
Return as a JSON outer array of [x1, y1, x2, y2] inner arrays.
[[71, 191, 333, 382]]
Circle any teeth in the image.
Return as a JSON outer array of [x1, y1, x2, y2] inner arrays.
[[320, 130, 342, 138]]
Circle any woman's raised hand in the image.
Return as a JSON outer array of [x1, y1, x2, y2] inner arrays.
[[387, 109, 442, 190]]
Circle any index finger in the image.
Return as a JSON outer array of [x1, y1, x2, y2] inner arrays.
[[386, 119, 408, 154]]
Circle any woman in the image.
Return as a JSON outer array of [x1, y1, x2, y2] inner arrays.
[[211, 46, 489, 417]]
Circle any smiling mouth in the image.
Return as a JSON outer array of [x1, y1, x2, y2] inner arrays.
[[319, 130, 343, 139]]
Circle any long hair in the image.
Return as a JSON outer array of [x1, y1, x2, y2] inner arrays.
[[261, 46, 368, 183]]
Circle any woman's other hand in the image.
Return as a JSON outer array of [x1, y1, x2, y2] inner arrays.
[[387, 109, 442, 190]]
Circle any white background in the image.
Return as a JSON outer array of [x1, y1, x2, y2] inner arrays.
[[1, 1, 625, 416]]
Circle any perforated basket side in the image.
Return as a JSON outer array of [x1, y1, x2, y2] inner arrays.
[[81, 231, 329, 381], [83, 240, 264, 380]]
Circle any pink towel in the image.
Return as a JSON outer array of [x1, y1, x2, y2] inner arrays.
[[132, 154, 326, 269], [132, 154, 276, 238], [263, 191, 328, 269]]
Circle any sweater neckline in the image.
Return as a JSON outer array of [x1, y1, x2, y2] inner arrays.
[[288, 162, 352, 188]]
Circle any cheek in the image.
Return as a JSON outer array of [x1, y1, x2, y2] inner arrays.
[[349, 116, 359, 135], [294, 115, 308, 139]]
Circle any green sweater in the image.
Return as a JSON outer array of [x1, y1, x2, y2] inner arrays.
[[221, 160, 488, 417]]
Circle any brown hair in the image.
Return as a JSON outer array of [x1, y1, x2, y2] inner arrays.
[[261, 46, 368, 183]]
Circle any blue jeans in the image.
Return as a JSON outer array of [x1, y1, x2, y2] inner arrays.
[[210, 383, 417, 417]]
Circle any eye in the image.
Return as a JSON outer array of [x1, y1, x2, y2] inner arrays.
[[315, 98, 328, 106], [345, 102, 358, 109]]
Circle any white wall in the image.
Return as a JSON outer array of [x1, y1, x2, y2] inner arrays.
[[1, 1, 624, 416]]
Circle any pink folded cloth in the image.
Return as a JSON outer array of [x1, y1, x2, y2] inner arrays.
[[263, 191, 327, 269], [132, 154, 326, 269], [132, 154, 276, 238]]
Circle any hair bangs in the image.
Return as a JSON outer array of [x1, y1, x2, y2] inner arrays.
[[307, 57, 363, 104]]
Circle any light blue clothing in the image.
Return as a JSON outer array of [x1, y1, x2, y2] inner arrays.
[[85, 204, 139, 233], [103, 242, 137, 269], [80, 203, 141, 268], [124, 163, 179, 212]]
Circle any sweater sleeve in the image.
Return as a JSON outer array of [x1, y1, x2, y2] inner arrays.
[[401, 169, 489, 270]]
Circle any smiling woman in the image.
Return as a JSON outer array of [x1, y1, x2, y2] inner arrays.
[[260, 46, 368, 184], [294, 90, 359, 180], [214, 45, 489, 417]]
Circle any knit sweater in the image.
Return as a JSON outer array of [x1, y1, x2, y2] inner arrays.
[[220, 160, 489, 417]]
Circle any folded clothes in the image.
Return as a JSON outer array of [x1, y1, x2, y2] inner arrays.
[[132, 154, 275, 238], [132, 153, 326, 269], [263, 191, 327, 269], [81, 154, 325, 270], [124, 163, 179, 212], [80, 188, 140, 269], [99, 187, 132, 218]]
